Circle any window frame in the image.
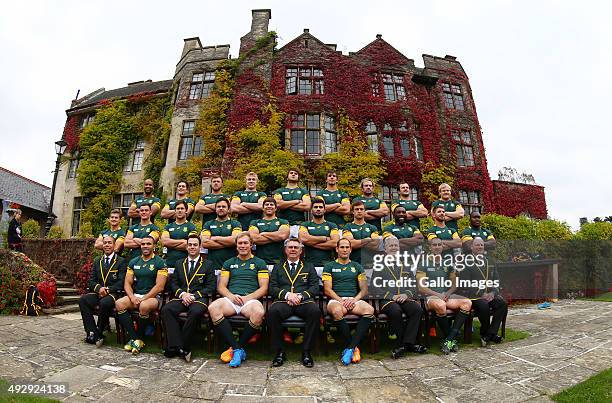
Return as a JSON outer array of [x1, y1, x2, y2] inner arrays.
[[178, 120, 201, 161], [67, 151, 80, 179], [373, 73, 407, 101], [442, 82, 465, 110], [365, 122, 379, 154], [189, 71, 215, 100], [452, 129, 475, 167], [289, 113, 338, 156], [71, 196, 90, 236], [459, 190, 482, 214], [124, 139, 145, 172], [286, 67, 324, 96]]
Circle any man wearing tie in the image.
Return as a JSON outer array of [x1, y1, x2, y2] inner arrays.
[[161, 235, 216, 362], [267, 238, 320, 367], [79, 236, 127, 347]]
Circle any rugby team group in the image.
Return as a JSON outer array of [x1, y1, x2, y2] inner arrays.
[[80, 169, 507, 368]]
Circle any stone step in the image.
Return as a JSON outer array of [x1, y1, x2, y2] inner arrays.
[[57, 295, 81, 305], [55, 280, 73, 287], [43, 304, 80, 315], [57, 287, 79, 295]]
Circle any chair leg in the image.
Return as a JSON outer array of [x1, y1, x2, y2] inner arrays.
[[464, 312, 473, 344], [501, 312, 507, 339]]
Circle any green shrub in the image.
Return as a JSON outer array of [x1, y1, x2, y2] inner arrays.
[[21, 219, 41, 239], [46, 225, 64, 239], [575, 222, 612, 240], [77, 221, 94, 238], [535, 219, 573, 240]]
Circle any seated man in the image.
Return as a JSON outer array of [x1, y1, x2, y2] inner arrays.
[[323, 238, 375, 365], [115, 236, 168, 354], [79, 235, 126, 347], [460, 237, 507, 346], [374, 236, 427, 358], [268, 238, 320, 368], [208, 232, 269, 368], [417, 238, 472, 354], [161, 235, 216, 362]]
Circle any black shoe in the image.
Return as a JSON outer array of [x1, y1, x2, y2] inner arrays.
[[301, 352, 314, 368], [85, 332, 96, 344], [406, 344, 428, 354], [272, 351, 286, 367], [390, 346, 406, 359], [480, 335, 489, 347], [490, 335, 503, 344], [163, 348, 180, 358]]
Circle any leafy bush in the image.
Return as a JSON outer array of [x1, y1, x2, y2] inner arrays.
[[46, 225, 64, 239], [77, 221, 94, 239], [74, 259, 93, 295], [575, 222, 612, 240], [22, 219, 41, 239]]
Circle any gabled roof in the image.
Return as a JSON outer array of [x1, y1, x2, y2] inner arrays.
[[68, 79, 173, 112], [0, 167, 51, 213], [277, 30, 340, 55], [354, 37, 414, 66]]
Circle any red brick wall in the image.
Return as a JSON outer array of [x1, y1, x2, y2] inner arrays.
[[23, 238, 94, 282]]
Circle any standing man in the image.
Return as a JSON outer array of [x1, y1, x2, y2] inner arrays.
[[268, 238, 320, 367], [461, 211, 496, 252], [274, 169, 311, 237], [195, 175, 228, 224], [249, 197, 290, 266], [354, 178, 389, 232], [323, 238, 375, 365], [298, 198, 340, 270], [200, 198, 242, 271], [124, 204, 160, 262], [128, 179, 161, 225], [79, 235, 126, 347], [115, 236, 168, 354], [316, 171, 350, 228], [231, 172, 267, 231], [342, 201, 380, 264], [391, 183, 428, 230], [431, 183, 464, 233], [208, 232, 269, 367], [382, 206, 424, 250], [426, 205, 461, 257], [161, 181, 195, 223], [94, 209, 126, 254], [7, 209, 23, 252], [161, 201, 198, 272], [161, 235, 216, 362]]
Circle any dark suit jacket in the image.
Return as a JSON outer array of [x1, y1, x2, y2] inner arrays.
[[88, 254, 127, 294], [269, 259, 319, 302], [169, 257, 216, 301], [458, 255, 501, 299]]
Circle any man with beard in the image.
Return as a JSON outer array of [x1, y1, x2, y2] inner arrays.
[[161, 181, 195, 223], [461, 211, 496, 252], [342, 201, 380, 264], [79, 235, 127, 347], [128, 179, 161, 225], [195, 175, 228, 224], [124, 204, 160, 262], [249, 197, 290, 266], [95, 209, 126, 254], [382, 206, 424, 251], [208, 232, 269, 367], [426, 205, 461, 257], [298, 198, 340, 269], [161, 201, 198, 271], [353, 178, 389, 232], [274, 169, 311, 237], [390, 183, 428, 230], [231, 172, 267, 231], [115, 236, 168, 354], [200, 198, 242, 270], [431, 183, 464, 233], [316, 171, 350, 228]]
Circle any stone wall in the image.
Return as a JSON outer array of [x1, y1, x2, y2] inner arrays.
[[22, 238, 94, 281]]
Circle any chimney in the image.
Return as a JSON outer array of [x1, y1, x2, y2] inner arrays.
[[181, 37, 202, 59], [250, 9, 271, 37]]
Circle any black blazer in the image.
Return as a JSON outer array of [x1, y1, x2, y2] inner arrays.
[[169, 257, 216, 301], [269, 259, 319, 302], [458, 256, 501, 299], [88, 254, 127, 294]]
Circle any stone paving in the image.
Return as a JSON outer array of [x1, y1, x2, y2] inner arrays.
[[0, 300, 610, 402]]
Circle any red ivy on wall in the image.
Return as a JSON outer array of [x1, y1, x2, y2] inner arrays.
[[63, 115, 80, 153], [492, 180, 547, 219]]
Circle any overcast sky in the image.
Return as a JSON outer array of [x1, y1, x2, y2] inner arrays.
[[0, 0, 609, 228]]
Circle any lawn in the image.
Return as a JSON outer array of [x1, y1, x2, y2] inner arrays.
[[585, 292, 612, 302], [552, 367, 612, 402], [0, 379, 59, 403]]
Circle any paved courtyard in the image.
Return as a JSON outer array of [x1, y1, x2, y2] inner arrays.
[[0, 300, 610, 402]]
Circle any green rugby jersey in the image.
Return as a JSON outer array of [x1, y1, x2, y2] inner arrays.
[[416, 258, 455, 294], [342, 222, 380, 263], [164, 197, 195, 223], [221, 255, 269, 295], [316, 189, 350, 227], [322, 259, 366, 297], [162, 220, 198, 268], [199, 193, 229, 223], [390, 199, 425, 229], [126, 223, 160, 261], [130, 195, 161, 225], [299, 220, 339, 266], [99, 227, 126, 242], [201, 218, 242, 269], [231, 190, 267, 230], [431, 199, 462, 232], [127, 254, 167, 295], [460, 226, 495, 242], [353, 196, 388, 232], [383, 223, 421, 240], [426, 225, 460, 257], [249, 217, 290, 265], [273, 187, 310, 225]]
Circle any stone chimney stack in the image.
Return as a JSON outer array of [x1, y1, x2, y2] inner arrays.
[[239, 9, 272, 56]]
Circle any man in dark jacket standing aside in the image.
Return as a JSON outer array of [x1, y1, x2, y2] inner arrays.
[[267, 238, 320, 368], [79, 235, 127, 347], [8, 209, 23, 252]]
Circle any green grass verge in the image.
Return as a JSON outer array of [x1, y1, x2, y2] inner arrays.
[[0, 379, 59, 403], [104, 319, 529, 362], [552, 367, 612, 402], [584, 292, 612, 302]]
